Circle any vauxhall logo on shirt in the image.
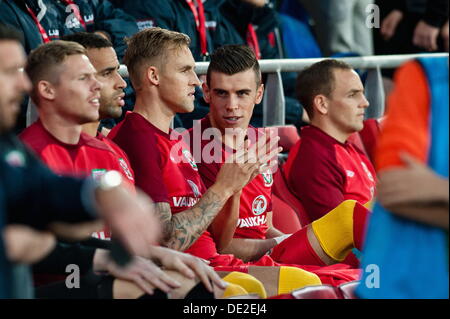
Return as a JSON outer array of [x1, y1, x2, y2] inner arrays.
[[173, 196, 200, 208], [173, 180, 201, 208], [252, 195, 267, 215], [237, 195, 268, 228]]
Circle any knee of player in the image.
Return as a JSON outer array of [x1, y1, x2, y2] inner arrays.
[[314, 200, 357, 233]]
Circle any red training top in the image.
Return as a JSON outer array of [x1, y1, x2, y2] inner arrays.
[[287, 125, 376, 222], [189, 116, 272, 239], [109, 112, 222, 260], [20, 120, 135, 239]]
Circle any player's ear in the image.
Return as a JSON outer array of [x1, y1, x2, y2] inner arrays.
[[202, 82, 211, 103], [255, 83, 264, 104], [313, 94, 328, 115], [146, 66, 159, 85], [37, 80, 56, 101]]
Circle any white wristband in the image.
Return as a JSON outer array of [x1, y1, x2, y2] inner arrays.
[[274, 234, 292, 245]]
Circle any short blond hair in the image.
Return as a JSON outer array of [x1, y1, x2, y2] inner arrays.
[[123, 27, 191, 88], [26, 40, 86, 103]]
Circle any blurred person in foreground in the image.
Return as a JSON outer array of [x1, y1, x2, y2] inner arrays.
[[357, 55, 448, 298], [0, 23, 159, 298]]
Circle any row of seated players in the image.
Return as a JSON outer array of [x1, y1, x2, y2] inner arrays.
[[108, 30, 376, 290], [19, 29, 376, 297]]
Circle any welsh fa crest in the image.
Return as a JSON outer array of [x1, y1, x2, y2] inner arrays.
[[261, 169, 273, 187], [182, 149, 198, 171]]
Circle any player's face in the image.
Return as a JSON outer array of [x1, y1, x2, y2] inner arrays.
[[158, 46, 200, 114], [87, 47, 126, 120], [52, 54, 101, 124], [0, 40, 31, 133], [203, 69, 263, 131], [326, 69, 369, 135]]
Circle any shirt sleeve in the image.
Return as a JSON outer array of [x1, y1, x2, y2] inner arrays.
[[289, 146, 346, 221], [111, 125, 170, 204]]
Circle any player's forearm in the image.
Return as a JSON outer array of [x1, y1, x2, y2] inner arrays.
[[220, 238, 277, 262], [265, 211, 285, 238], [209, 192, 241, 251], [265, 227, 285, 239], [163, 186, 231, 251], [387, 203, 449, 230]]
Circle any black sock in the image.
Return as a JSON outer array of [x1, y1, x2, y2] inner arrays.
[[184, 282, 215, 299], [138, 289, 168, 299]]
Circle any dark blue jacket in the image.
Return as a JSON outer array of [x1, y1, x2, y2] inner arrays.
[[0, 181, 11, 298], [121, 0, 245, 61], [221, 0, 281, 59], [0, 0, 43, 53], [1, 134, 97, 229], [0, 134, 98, 298], [0, 0, 138, 60], [58, 0, 138, 61]]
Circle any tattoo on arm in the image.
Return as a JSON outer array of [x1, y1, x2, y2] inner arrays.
[[155, 189, 228, 251], [154, 202, 174, 243]]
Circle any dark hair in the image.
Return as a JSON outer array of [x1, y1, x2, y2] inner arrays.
[[207, 44, 261, 86], [124, 27, 191, 88], [61, 32, 113, 49], [0, 23, 24, 43], [296, 59, 352, 119]]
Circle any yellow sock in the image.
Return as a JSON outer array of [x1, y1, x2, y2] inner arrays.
[[311, 200, 356, 261], [221, 283, 249, 298], [222, 272, 267, 299], [278, 266, 322, 295]]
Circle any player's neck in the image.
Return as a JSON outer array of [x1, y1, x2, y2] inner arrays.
[[39, 111, 82, 145], [134, 94, 173, 134], [82, 121, 100, 138], [311, 120, 350, 144]]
